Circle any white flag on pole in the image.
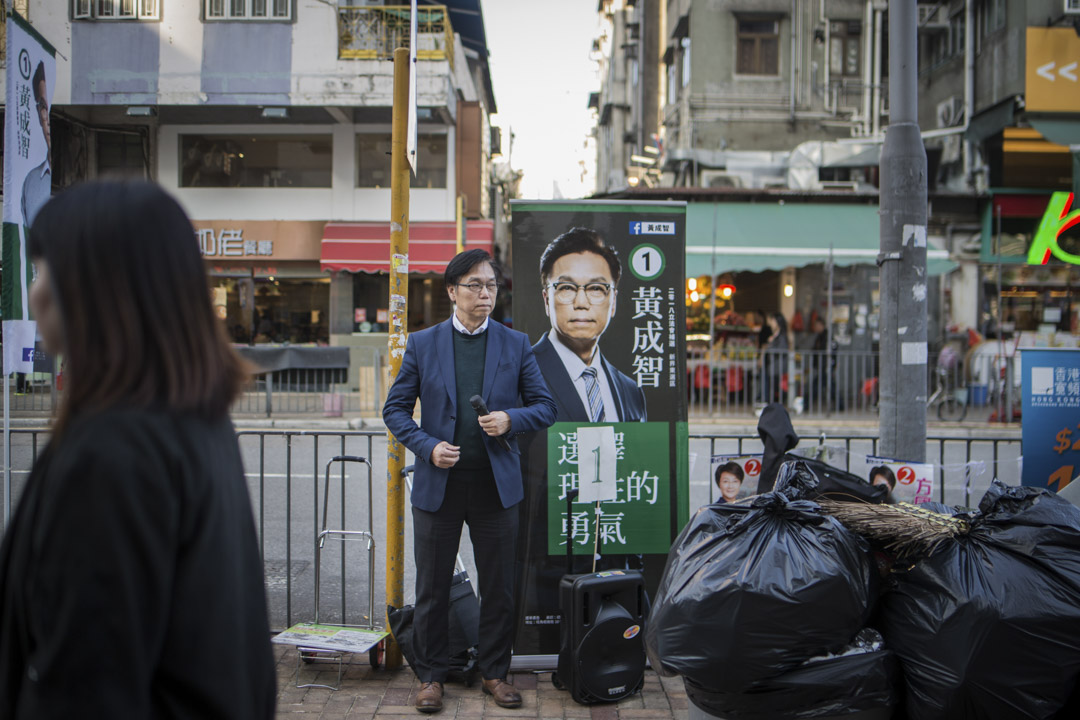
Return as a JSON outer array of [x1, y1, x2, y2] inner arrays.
[[406, 0, 418, 174]]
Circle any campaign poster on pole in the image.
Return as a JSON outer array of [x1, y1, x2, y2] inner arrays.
[[709, 454, 761, 504], [1021, 348, 1080, 492], [2, 11, 55, 375], [510, 200, 688, 659]]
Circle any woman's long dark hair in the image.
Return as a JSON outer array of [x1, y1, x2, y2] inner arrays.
[[28, 181, 249, 434], [771, 312, 788, 337]]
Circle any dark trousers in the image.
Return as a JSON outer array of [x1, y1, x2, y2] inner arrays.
[[412, 466, 518, 683]]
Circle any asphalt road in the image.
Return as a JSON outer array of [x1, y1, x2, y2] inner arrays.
[[1, 424, 1022, 633]]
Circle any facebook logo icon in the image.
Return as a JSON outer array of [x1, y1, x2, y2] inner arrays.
[[22, 347, 34, 362], [630, 222, 642, 235]]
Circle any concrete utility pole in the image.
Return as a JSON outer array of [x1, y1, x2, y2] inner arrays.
[[879, 0, 928, 462], [384, 46, 411, 670]]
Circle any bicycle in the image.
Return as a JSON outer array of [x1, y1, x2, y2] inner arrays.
[[928, 364, 968, 422]]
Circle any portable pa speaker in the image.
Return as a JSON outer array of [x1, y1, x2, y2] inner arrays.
[[553, 570, 647, 704]]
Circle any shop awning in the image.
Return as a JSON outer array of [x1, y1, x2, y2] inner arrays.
[[685, 202, 956, 276], [321, 220, 494, 274]]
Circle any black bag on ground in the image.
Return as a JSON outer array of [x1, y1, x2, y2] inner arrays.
[[646, 461, 876, 693], [386, 570, 480, 686], [684, 629, 899, 720], [880, 480, 1080, 720]]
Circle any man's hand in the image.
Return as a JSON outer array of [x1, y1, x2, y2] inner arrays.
[[478, 411, 511, 437], [430, 441, 461, 469]]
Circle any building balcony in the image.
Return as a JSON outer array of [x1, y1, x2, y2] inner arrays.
[[337, 4, 455, 70]]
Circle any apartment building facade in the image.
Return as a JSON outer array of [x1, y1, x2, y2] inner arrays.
[[2, 0, 501, 366]]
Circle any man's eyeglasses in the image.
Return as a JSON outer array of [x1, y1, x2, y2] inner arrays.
[[548, 282, 612, 305], [457, 281, 501, 294]]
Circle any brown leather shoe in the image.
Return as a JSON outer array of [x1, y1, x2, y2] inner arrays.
[[482, 678, 522, 709], [415, 681, 444, 714]]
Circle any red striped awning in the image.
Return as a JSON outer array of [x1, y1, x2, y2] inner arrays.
[[321, 220, 495, 274]]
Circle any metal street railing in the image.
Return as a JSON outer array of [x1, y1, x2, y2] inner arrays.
[[685, 347, 1020, 423], [337, 4, 455, 69], [3, 428, 1024, 633]]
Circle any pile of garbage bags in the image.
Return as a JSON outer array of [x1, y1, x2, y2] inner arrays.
[[880, 480, 1080, 719], [646, 405, 1080, 719], [646, 461, 895, 719]]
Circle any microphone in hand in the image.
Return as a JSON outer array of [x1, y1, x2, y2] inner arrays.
[[469, 395, 512, 452]]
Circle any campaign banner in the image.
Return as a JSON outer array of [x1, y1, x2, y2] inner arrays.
[[863, 456, 936, 504], [511, 200, 688, 657], [709, 454, 762, 504], [2, 11, 55, 375], [1021, 348, 1080, 492]]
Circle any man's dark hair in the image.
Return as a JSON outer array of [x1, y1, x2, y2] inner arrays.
[[539, 227, 621, 286], [869, 465, 897, 490], [714, 461, 745, 488], [28, 181, 251, 437], [445, 248, 500, 288], [32, 62, 46, 103]]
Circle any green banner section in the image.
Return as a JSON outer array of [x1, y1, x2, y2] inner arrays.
[[547, 422, 672, 556], [1, 223, 25, 320]]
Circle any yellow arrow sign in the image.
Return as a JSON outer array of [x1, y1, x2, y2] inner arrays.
[[1027, 27, 1080, 113]]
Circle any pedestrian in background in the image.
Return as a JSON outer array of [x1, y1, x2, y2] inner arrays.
[[762, 312, 789, 405], [0, 181, 276, 719], [383, 249, 557, 714]]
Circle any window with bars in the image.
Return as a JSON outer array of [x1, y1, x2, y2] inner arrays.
[[828, 21, 861, 77], [735, 17, 779, 76], [204, 0, 291, 21], [73, 0, 160, 20]]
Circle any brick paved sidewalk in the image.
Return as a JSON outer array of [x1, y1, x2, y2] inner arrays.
[[274, 645, 690, 719]]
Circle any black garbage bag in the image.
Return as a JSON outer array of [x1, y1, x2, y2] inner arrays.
[[646, 461, 876, 693], [757, 402, 886, 503], [880, 480, 1080, 720], [684, 629, 900, 720], [757, 402, 799, 493], [386, 572, 480, 685]]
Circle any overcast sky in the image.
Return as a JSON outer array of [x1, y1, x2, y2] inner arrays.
[[483, 0, 601, 199]]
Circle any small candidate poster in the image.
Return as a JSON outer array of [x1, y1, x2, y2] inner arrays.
[[709, 454, 762, 504], [863, 456, 936, 504], [2, 11, 55, 375], [1021, 348, 1080, 492], [511, 200, 688, 658]]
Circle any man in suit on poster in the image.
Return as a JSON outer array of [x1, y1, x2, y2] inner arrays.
[[383, 249, 557, 714], [532, 227, 647, 423]]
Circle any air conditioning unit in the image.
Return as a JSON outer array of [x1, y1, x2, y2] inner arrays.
[[936, 96, 964, 129], [1066, 0, 1080, 16], [699, 170, 745, 189], [917, 4, 948, 29]]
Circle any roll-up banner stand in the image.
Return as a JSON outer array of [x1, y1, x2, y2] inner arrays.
[[510, 200, 689, 666]]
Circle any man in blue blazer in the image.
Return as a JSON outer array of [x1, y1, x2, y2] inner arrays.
[[383, 249, 557, 714]]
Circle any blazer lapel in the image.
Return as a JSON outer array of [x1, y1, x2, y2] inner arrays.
[[536, 336, 589, 421], [481, 321, 504, 402], [436, 319, 456, 402], [601, 354, 627, 421]]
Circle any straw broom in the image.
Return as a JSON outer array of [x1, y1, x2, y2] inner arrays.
[[817, 499, 970, 560]]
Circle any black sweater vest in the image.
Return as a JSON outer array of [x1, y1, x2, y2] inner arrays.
[[451, 328, 490, 470]]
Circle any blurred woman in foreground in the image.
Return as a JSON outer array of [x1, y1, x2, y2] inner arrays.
[[0, 181, 275, 718]]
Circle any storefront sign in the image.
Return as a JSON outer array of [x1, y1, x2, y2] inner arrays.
[[1026, 28, 1080, 114], [198, 228, 273, 258], [1022, 348, 1080, 492], [510, 200, 688, 658], [1027, 192, 1080, 266], [192, 220, 325, 262]]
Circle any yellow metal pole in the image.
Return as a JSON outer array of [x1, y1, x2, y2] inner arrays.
[[455, 194, 465, 254], [385, 46, 410, 671]]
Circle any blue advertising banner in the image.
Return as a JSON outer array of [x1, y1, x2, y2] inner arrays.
[[1021, 348, 1080, 492]]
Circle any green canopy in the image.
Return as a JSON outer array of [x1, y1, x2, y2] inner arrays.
[[685, 202, 956, 277]]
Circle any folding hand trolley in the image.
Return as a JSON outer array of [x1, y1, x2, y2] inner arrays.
[[289, 455, 387, 690]]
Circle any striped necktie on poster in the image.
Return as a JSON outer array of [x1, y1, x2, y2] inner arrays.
[[581, 367, 606, 423]]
